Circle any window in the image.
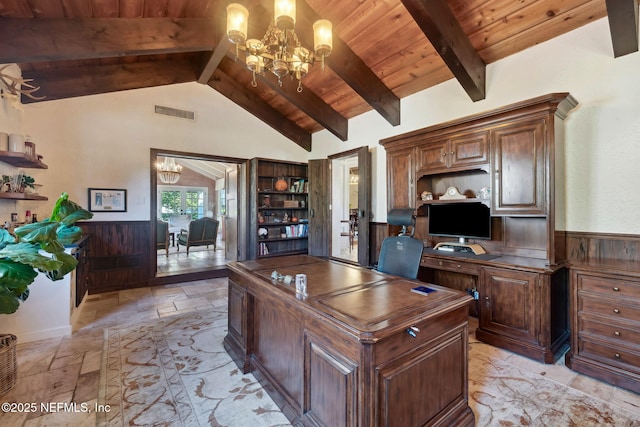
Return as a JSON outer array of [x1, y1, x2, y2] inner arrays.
[[158, 186, 208, 221], [218, 189, 226, 217]]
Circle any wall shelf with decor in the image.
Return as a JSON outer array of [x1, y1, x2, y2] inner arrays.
[[250, 158, 308, 259], [0, 151, 48, 169], [0, 192, 47, 201], [0, 151, 48, 201]]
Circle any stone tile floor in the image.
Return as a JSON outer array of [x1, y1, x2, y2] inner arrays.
[[0, 277, 638, 426]]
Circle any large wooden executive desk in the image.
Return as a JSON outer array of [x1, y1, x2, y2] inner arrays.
[[224, 255, 474, 427]]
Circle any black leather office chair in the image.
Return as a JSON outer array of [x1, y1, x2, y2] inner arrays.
[[377, 209, 423, 279]]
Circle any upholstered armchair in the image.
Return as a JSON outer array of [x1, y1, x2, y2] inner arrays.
[[156, 220, 169, 256], [176, 217, 220, 255]]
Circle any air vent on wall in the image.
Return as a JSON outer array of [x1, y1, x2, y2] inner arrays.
[[154, 105, 196, 121]]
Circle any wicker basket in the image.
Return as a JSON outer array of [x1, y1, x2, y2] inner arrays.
[[0, 334, 17, 396]]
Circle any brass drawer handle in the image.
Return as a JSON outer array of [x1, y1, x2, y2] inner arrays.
[[613, 287, 620, 292], [614, 331, 621, 336], [456, 264, 461, 268], [615, 353, 621, 359], [613, 308, 620, 314]]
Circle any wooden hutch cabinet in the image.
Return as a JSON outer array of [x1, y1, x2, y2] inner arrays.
[[386, 147, 415, 209], [491, 117, 546, 215], [381, 93, 577, 363], [416, 129, 489, 174], [248, 158, 309, 260]]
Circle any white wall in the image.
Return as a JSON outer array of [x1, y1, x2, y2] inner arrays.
[[310, 18, 640, 234], [0, 17, 638, 234], [0, 82, 309, 222]]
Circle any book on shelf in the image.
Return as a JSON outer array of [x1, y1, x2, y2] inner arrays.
[[259, 242, 269, 255], [291, 179, 305, 193], [284, 224, 308, 238]]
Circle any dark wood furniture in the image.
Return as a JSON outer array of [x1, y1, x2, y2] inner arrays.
[[249, 158, 309, 259], [225, 255, 474, 427], [421, 253, 569, 363], [565, 260, 640, 394], [380, 93, 577, 363]]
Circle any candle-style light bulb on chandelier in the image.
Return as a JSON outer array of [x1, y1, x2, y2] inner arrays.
[[226, 0, 333, 92], [157, 157, 183, 184]]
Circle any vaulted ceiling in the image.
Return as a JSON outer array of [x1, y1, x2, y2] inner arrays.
[[0, 0, 638, 151]]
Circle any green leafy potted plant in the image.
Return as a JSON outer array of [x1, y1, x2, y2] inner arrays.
[[0, 193, 93, 314]]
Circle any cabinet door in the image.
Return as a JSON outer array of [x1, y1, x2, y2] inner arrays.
[[416, 140, 448, 173], [492, 119, 546, 215], [387, 147, 415, 209], [226, 278, 251, 372], [480, 267, 539, 345], [449, 131, 489, 169]]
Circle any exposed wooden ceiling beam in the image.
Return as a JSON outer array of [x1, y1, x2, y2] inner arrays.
[[605, 0, 639, 57], [401, 0, 486, 102], [198, 39, 231, 84], [253, 73, 349, 141], [293, 0, 401, 127], [0, 18, 216, 63], [20, 59, 198, 103], [208, 59, 312, 151]]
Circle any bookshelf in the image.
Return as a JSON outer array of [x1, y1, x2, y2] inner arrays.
[[249, 158, 308, 259]]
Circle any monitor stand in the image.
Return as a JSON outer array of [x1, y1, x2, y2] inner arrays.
[[434, 241, 486, 255]]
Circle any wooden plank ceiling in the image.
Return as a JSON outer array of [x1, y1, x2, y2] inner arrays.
[[0, 0, 637, 151]]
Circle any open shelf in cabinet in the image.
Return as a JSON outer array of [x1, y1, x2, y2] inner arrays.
[[416, 168, 489, 201]]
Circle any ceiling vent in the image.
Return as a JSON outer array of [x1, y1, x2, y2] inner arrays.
[[154, 105, 196, 121]]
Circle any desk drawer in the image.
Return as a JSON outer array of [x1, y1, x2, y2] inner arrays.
[[579, 316, 640, 347], [577, 338, 640, 372], [374, 305, 468, 364], [577, 273, 640, 299], [421, 257, 480, 275], [579, 295, 640, 323]]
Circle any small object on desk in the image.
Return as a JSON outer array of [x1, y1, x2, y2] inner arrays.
[[421, 191, 433, 201], [411, 285, 437, 296]]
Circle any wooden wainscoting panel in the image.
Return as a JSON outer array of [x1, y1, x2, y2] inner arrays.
[[566, 231, 640, 263], [79, 221, 151, 294]]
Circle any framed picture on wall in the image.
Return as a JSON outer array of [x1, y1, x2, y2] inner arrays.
[[88, 188, 127, 212]]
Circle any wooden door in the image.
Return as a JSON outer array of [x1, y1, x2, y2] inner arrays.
[[356, 146, 372, 266], [387, 147, 415, 209], [416, 140, 448, 173], [492, 118, 546, 215], [449, 130, 489, 169], [225, 166, 239, 261], [308, 159, 329, 257], [479, 267, 539, 345]]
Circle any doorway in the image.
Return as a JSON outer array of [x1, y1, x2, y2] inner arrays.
[[329, 146, 371, 266], [150, 149, 247, 280]]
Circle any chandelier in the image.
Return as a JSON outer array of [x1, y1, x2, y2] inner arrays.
[[226, 0, 333, 92], [157, 157, 183, 184]]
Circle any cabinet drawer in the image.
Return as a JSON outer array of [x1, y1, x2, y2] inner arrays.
[[577, 273, 640, 299], [578, 338, 640, 372], [374, 306, 468, 364], [421, 257, 480, 275], [579, 295, 640, 323], [579, 316, 640, 347]]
